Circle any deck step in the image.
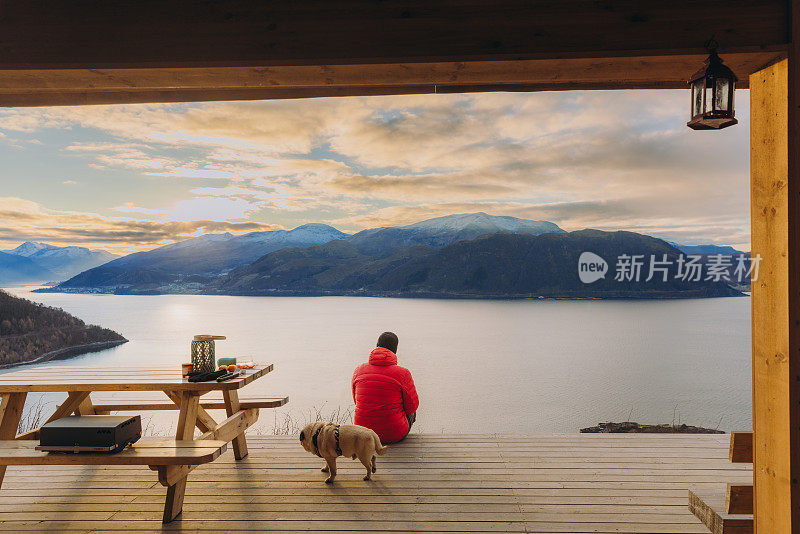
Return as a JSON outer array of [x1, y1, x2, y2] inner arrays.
[[726, 484, 753, 514], [689, 488, 753, 534], [729, 431, 753, 463]]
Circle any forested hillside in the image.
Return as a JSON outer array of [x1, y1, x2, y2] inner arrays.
[[214, 230, 744, 299], [0, 290, 127, 365]]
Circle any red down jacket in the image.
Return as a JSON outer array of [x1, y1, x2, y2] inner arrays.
[[352, 347, 419, 444]]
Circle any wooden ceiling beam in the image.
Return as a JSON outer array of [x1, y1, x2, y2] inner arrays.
[[0, 0, 789, 105], [0, 52, 785, 107]]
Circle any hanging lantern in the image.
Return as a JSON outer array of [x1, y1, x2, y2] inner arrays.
[[687, 40, 738, 130]]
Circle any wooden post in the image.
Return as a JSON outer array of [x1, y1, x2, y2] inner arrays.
[[162, 391, 199, 523], [74, 395, 97, 416], [0, 393, 27, 488], [222, 389, 248, 460], [750, 56, 800, 533], [164, 391, 216, 433]]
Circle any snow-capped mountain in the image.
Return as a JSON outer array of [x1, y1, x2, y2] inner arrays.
[[404, 212, 563, 236], [112, 232, 236, 268], [237, 224, 349, 248], [348, 212, 564, 253], [3, 242, 118, 281], [8, 241, 59, 257], [57, 224, 350, 290], [400, 211, 563, 234], [113, 224, 349, 271], [52, 214, 568, 292], [41, 213, 749, 297]]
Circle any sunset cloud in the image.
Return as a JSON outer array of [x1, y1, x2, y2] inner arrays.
[[0, 197, 282, 254], [0, 90, 751, 252]]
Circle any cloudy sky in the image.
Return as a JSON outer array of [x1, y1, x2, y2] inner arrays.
[[0, 90, 750, 254]]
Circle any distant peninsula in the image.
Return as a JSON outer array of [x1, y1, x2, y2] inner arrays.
[[0, 290, 127, 367]]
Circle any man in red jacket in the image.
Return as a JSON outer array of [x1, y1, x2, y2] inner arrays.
[[352, 332, 419, 444]]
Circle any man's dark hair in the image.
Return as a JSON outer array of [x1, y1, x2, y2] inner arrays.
[[377, 331, 399, 353]]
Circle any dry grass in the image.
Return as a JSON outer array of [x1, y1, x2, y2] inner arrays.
[[17, 396, 51, 434], [253, 404, 354, 436], [16, 398, 354, 438]]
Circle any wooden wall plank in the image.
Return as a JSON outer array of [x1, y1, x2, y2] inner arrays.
[[788, 1, 800, 528], [750, 57, 797, 533], [0, 1, 788, 68]]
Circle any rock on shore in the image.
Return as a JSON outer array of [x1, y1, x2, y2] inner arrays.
[[580, 421, 725, 434]]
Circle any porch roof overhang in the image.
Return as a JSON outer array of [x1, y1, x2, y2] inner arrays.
[[0, 0, 789, 107]]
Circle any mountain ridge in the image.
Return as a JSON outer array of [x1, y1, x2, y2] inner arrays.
[[348, 212, 563, 253], [57, 223, 351, 291], [40, 213, 745, 299], [52, 213, 565, 291]]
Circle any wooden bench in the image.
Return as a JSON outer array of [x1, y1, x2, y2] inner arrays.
[[16, 394, 288, 442], [85, 392, 288, 463], [689, 431, 753, 534], [90, 394, 288, 413], [0, 439, 226, 522]]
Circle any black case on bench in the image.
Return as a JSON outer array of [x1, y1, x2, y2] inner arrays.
[[37, 415, 142, 453]]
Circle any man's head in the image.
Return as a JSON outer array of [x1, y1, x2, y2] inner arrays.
[[377, 331, 399, 353]]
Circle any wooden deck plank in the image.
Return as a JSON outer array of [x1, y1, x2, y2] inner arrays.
[[0, 434, 748, 532]]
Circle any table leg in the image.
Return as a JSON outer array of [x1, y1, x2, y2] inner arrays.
[[164, 391, 216, 433], [75, 395, 97, 415], [222, 389, 248, 460], [0, 393, 27, 489], [163, 391, 199, 523]]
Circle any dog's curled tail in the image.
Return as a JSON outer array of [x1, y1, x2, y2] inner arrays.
[[373, 434, 388, 456]]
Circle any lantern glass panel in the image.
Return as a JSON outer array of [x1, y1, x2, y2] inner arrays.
[[692, 80, 704, 117], [714, 78, 730, 112], [705, 82, 713, 114]]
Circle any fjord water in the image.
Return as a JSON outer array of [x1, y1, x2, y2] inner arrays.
[[5, 287, 751, 434]]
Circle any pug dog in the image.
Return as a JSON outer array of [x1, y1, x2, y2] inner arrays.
[[299, 421, 388, 483]]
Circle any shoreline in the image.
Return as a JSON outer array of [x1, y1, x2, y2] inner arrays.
[[0, 339, 128, 370], [35, 287, 746, 300]]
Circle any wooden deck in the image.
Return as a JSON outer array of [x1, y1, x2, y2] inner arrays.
[[0, 433, 750, 533]]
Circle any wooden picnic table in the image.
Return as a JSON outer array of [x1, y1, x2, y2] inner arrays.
[[0, 364, 274, 522]]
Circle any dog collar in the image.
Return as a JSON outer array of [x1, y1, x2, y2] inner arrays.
[[334, 425, 342, 456], [312, 427, 323, 458], [312, 424, 343, 458]]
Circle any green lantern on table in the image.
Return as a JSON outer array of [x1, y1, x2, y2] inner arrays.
[[190, 335, 226, 373]]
